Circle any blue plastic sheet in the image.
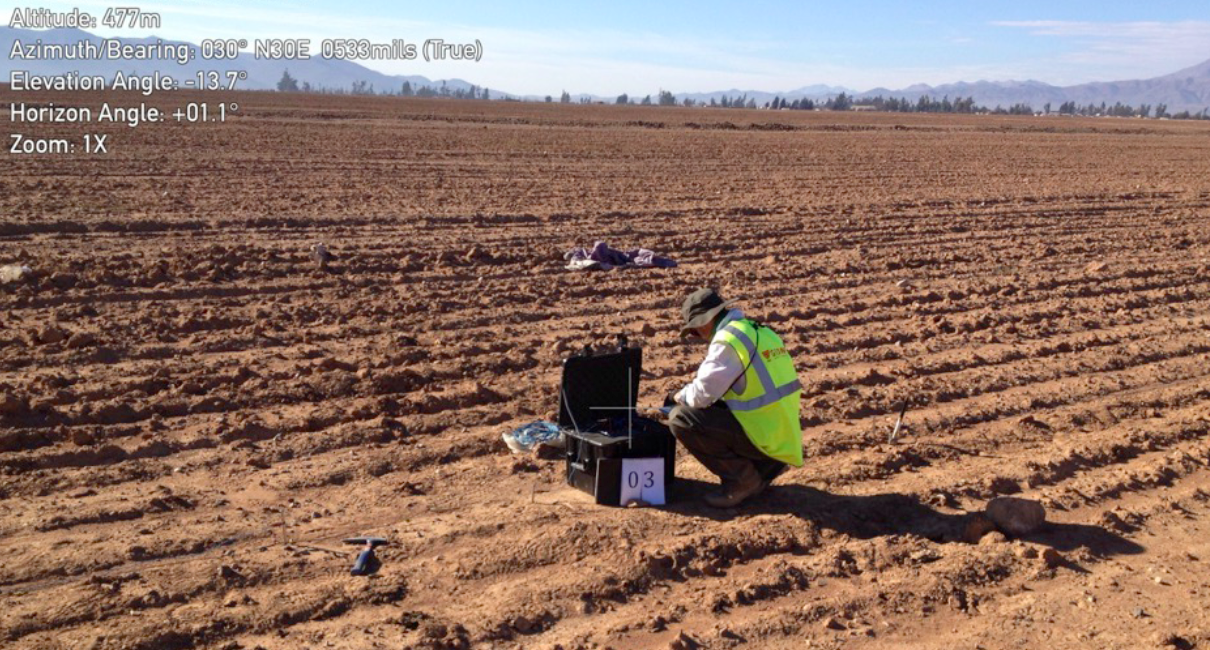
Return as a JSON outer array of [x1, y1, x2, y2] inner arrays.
[[502, 420, 564, 454]]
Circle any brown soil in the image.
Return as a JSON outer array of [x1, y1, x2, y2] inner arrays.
[[3, 90, 1210, 650]]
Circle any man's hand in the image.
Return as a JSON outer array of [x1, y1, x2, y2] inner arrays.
[[664, 390, 683, 407]]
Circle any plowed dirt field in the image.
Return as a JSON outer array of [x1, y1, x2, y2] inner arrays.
[[3, 90, 1210, 650]]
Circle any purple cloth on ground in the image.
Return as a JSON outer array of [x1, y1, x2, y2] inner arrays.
[[564, 241, 677, 270]]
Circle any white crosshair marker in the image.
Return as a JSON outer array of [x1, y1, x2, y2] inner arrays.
[[588, 367, 637, 449]]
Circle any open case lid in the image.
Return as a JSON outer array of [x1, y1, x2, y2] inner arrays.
[[557, 346, 642, 431]]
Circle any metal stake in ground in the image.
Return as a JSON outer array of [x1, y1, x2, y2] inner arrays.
[[888, 400, 909, 444]]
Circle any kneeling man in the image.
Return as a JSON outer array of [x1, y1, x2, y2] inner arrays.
[[669, 288, 803, 508]]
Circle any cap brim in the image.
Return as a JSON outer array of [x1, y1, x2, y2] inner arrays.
[[678, 300, 735, 336]]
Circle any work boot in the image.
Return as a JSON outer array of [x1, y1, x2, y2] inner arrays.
[[758, 462, 788, 492], [703, 470, 764, 508]]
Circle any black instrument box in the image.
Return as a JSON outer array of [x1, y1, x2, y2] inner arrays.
[[560, 345, 676, 506]]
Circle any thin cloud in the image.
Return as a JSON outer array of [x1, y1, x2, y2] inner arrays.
[[992, 20, 1210, 82], [992, 19, 1210, 38]]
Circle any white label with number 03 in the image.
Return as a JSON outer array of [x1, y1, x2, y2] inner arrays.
[[619, 458, 665, 505]]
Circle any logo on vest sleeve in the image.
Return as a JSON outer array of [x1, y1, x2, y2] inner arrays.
[[762, 347, 788, 361]]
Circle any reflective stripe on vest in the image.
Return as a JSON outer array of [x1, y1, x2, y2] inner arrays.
[[719, 324, 803, 412], [713, 319, 804, 467]]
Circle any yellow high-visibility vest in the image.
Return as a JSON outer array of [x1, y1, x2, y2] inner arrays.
[[714, 319, 803, 466]]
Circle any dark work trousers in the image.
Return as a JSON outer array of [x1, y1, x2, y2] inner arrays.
[[668, 403, 786, 486]]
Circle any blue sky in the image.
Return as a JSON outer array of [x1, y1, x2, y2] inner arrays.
[[18, 1, 1210, 94]]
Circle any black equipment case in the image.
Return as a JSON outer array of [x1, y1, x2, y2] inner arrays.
[[560, 345, 676, 506]]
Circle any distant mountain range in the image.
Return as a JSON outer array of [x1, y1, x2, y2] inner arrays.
[[854, 58, 1210, 112], [664, 60, 1210, 113], [3, 27, 1208, 112]]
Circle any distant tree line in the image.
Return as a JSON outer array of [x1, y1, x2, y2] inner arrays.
[[811, 93, 1208, 119], [399, 80, 491, 100], [1051, 100, 1209, 120], [275, 70, 1210, 119], [1056, 100, 1158, 117], [767, 96, 817, 110], [850, 94, 978, 113], [276, 70, 493, 99]]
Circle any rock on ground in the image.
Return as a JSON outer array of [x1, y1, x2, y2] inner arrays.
[[986, 496, 1047, 536]]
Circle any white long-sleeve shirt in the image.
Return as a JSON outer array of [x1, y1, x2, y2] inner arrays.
[[675, 309, 748, 408]]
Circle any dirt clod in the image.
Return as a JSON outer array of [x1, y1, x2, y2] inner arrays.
[[218, 565, 245, 583], [510, 458, 540, 474], [421, 622, 448, 639], [979, 531, 1008, 546], [66, 331, 97, 348], [669, 631, 699, 650], [30, 324, 69, 346], [1014, 544, 1040, 559], [0, 392, 29, 417]]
